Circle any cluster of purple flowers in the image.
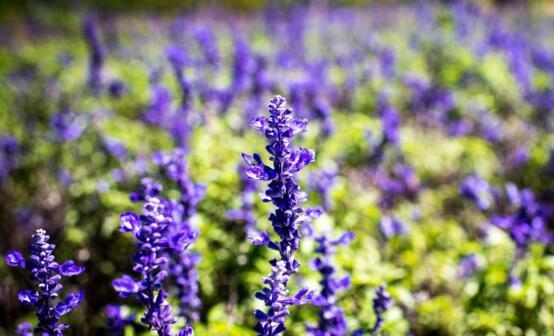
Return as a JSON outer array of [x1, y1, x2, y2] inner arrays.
[[244, 95, 317, 335], [113, 197, 193, 336], [83, 15, 105, 94], [307, 232, 354, 336], [461, 177, 552, 251], [154, 149, 205, 322], [5, 229, 85, 335]]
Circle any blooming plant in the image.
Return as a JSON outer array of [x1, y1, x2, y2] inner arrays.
[[5, 229, 85, 335], [244, 95, 317, 335]]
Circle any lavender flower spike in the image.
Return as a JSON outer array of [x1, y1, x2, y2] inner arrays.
[[5, 229, 85, 335], [113, 197, 192, 335], [307, 232, 355, 336], [244, 95, 316, 335], [370, 285, 392, 335]]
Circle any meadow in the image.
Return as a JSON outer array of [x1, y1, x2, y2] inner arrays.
[[0, 2, 554, 335]]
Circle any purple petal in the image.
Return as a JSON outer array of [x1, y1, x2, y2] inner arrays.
[[60, 260, 85, 277], [5, 251, 25, 268], [119, 212, 141, 233]]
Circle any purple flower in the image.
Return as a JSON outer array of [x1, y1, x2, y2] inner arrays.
[[460, 175, 494, 211], [5, 229, 85, 335], [245, 96, 317, 335], [50, 107, 86, 142], [113, 194, 194, 335], [105, 305, 135, 335], [306, 232, 354, 335], [309, 167, 337, 212], [459, 254, 481, 278], [370, 285, 392, 334], [194, 26, 220, 68], [254, 260, 313, 336], [379, 216, 406, 239], [154, 149, 205, 322], [5, 251, 25, 267], [83, 15, 105, 93]]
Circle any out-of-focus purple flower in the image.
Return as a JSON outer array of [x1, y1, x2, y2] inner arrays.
[[103, 137, 128, 160], [108, 79, 127, 99], [227, 164, 257, 234], [459, 254, 481, 278], [306, 232, 354, 335], [194, 26, 219, 68], [375, 164, 421, 209], [105, 305, 135, 335], [83, 15, 105, 93], [490, 185, 552, 250], [309, 167, 337, 212], [460, 175, 494, 211], [379, 48, 396, 79], [379, 216, 406, 239], [6, 229, 85, 334], [404, 76, 455, 128], [50, 108, 86, 142], [0, 134, 19, 184], [232, 35, 252, 93], [16, 322, 32, 336], [143, 71, 173, 127], [378, 94, 401, 146]]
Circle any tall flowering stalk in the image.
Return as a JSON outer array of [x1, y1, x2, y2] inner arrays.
[[307, 232, 354, 336], [112, 197, 193, 336], [351, 285, 392, 336], [244, 95, 316, 335], [154, 149, 205, 322], [166, 45, 193, 148], [5, 229, 85, 335]]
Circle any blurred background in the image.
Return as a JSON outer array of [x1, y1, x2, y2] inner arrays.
[[1, 0, 554, 335]]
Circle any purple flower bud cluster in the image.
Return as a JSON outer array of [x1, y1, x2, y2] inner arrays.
[[154, 149, 205, 323], [490, 184, 552, 250], [113, 197, 193, 336], [461, 179, 552, 252], [306, 232, 354, 336], [244, 96, 317, 335], [350, 285, 392, 336], [370, 285, 392, 335], [5, 229, 85, 335]]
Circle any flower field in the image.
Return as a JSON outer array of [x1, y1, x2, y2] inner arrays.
[[1, 2, 554, 335]]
